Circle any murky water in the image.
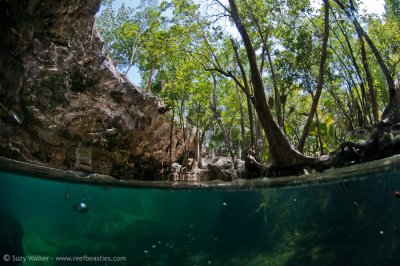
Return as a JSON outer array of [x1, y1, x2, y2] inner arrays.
[[1, 167, 400, 265]]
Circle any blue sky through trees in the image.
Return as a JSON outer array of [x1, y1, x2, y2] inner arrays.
[[97, 0, 385, 86]]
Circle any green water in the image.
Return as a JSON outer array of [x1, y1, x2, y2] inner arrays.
[[1, 168, 400, 266]]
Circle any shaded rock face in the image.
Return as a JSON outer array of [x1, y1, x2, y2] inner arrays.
[[0, 0, 188, 179]]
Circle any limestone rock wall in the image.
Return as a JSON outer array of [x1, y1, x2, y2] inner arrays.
[[0, 0, 188, 179]]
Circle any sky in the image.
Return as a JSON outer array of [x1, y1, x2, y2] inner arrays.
[[98, 0, 386, 85], [360, 0, 386, 15]]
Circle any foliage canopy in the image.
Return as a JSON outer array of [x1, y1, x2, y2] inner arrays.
[[96, 0, 400, 164]]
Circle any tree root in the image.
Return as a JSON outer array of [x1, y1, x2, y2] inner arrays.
[[264, 121, 400, 178]]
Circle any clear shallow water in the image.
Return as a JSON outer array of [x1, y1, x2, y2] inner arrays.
[[1, 168, 400, 266]]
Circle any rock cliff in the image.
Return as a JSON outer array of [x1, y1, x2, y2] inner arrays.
[[0, 0, 188, 180]]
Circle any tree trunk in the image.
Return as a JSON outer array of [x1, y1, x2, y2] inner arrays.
[[297, 0, 330, 153], [254, 113, 262, 155], [230, 38, 255, 149], [316, 111, 325, 155], [330, 43, 369, 127], [179, 98, 188, 170], [250, 13, 284, 128], [124, 31, 141, 76], [327, 87, 355, 129], [169, 108, 175, 165], [345, 79, 364, 127], [195, 104, 201, 164], [236, 82, 246, 153], [247, 95, 255, 149], [266, 45, 283, 128], [210, 72, 237, 167], [200, 129, 207, 155], [357, 27, 379, 122], [334, 0, 398, 122], [146, 64, 155, 93], [228, 0, 316, 167], [332, 8, 371, 124]]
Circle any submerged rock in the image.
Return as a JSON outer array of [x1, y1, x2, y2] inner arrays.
[[0, 209, 24, 265], [0, 0, 189, 179]]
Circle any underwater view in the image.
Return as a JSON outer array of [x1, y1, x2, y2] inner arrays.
[[1, 168, 400, 266]]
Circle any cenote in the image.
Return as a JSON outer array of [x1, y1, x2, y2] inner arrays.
[[1, 165, 400, 266], [2, 0, 400, 265]]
